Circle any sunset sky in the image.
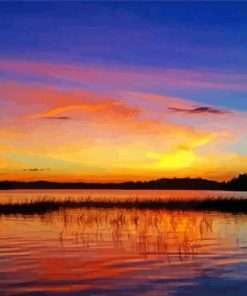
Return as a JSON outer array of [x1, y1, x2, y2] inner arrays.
[[0, 2, 247, 182]]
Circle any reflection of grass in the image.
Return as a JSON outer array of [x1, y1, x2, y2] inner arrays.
[[54, 208, 214, 260], [0, 197, 247, 215]]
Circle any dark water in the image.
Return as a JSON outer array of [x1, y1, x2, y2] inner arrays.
[[1, 190, 247, 295]]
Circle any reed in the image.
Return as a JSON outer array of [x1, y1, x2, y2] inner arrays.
[[0, 196, 247, 215]]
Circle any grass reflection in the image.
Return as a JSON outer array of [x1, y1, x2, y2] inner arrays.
[[40, 208, 219, 261]]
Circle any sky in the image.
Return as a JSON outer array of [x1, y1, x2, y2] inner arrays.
[[0, 1, 247, 182]]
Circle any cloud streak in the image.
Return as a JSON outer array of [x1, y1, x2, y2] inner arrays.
[[23, 168, 50, 172], [45, 116, 72, 120], [168, 106, 231, 115], [1, 60, 247, 92]]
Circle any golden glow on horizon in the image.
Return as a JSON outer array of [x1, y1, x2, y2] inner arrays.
[[147, 150, 197, 169]]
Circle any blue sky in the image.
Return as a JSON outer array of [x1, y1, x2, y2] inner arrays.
[[1, 2, 247, 110]]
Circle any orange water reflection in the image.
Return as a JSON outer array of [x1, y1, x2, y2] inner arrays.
[[1, 206, 247, 295]]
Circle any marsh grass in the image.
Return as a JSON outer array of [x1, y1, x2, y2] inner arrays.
[[0, 196, 247, 215]]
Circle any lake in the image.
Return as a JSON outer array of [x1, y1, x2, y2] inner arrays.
[[1, 190, 247, 295]]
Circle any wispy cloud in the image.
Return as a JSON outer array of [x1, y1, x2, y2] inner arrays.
[[29, 101, 141, 120], [168, 106, 230, 115], [23, 168, 50, 172], [1, 60, 247, 91], [44, 116, 71, 120]]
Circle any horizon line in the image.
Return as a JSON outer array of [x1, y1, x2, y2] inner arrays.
[[0, 173, 246, 185]]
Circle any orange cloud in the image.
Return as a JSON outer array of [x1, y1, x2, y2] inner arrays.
[[29, 101, 140, 120]]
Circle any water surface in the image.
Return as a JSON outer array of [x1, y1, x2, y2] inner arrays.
[[1, 190, 247, 295]]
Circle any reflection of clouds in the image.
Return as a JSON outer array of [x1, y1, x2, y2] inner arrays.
[[1, 207, 247, 296]]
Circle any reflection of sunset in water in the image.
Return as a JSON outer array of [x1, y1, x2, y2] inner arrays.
[[1, 203, 247, 295], [54, 209, 215, 259]]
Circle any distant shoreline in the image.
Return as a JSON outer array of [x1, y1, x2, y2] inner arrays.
[[0, 188, 247, 193], [0, 174, 247, 191]]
